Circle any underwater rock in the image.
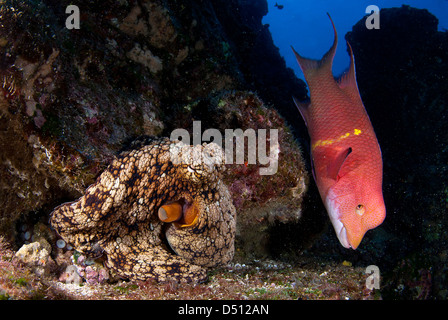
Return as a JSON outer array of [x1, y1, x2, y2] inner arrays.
[[218, 92, 308, 258], [15, 240, 56, 277], [334, 5, 448, 298], [0, 0, 305, 238], [210, 0, 308, 134], [170, 91, 309, 259], [50, 137, 236, 282], [0, 0, 311, 291], [0, 0, 310, 260]]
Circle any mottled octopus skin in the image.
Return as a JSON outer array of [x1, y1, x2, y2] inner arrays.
[[50, 137, 236, 282]]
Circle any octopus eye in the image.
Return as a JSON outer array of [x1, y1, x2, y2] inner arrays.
[[158, 201, 199, 228], [158, 202, 183, 222], [355, 204, 365, 216]]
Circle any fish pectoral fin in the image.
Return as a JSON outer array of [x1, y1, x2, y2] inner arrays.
[[326, 147, 352, 181], [293, 96, 311, 127]]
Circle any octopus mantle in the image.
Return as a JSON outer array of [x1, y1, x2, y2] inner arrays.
[[50, 137, 236, 282]]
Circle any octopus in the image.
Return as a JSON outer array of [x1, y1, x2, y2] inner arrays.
[[50, 137, 236, 282]]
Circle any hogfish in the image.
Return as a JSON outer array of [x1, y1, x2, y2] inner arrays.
[[291, 14, 386, 249]]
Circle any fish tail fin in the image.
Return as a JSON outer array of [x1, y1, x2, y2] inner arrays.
[[336, 42, 356, 87], [335, 41, 363, 105], [291, 13, 338, 80]]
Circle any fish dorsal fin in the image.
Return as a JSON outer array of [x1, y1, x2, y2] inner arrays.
[[291, 13, 338, 81], [327, 147, 352, 181], [293, 96, 310, 127], [335, 42, 363, 105]]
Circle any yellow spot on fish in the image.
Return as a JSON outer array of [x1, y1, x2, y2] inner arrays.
[[312, 139, 334, 149], [312, 129, 362, 150]]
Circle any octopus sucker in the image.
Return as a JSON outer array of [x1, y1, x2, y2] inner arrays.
[[50, 137, 236, 282]]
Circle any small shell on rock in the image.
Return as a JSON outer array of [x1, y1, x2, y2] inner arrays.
[[56, 239, 66, 248]]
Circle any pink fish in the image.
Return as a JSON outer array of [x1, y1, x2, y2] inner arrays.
[[291, 14, 386, 249]]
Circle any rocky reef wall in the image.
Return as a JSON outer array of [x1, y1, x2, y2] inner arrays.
[[0, 0, 309, 263], [347, 6, 448, 299]]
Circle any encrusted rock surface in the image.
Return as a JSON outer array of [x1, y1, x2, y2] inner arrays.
[[0, 0, 309, 293], [0, 0, 307, 238]]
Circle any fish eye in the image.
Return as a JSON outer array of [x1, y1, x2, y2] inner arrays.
[[356, 204, 365, 216]]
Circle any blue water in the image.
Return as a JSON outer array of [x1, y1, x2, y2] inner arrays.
[[263, 0, 448, 80]]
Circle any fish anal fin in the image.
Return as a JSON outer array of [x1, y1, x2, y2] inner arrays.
[[293, 96, 311, 127], [326, 147, 352, 181]]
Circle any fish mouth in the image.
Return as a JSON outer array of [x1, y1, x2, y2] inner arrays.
[[325, 195, 352, 249], [332, 218, 351, 249]]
